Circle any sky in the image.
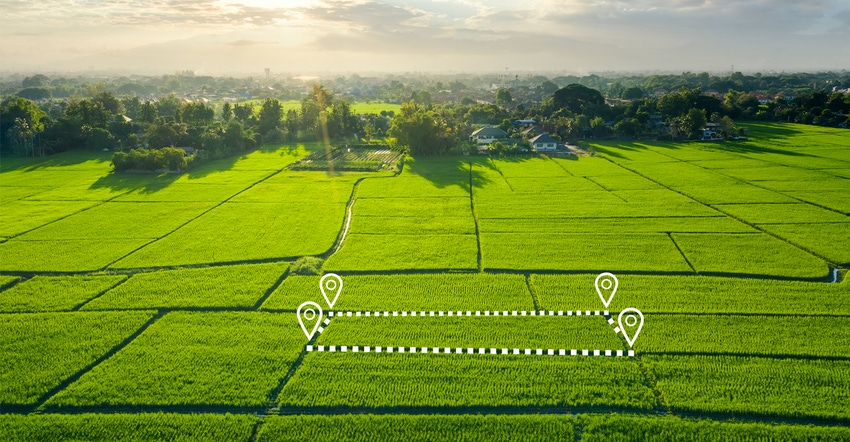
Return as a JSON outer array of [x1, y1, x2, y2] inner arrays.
[[1, 0, 848, 75]]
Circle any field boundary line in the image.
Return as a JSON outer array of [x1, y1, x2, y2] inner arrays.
[[305, 344, 634, 357], [547, 156, 628, 202], [254, 267, 291, 310], [598, 157, 836, 277], [486, 158, 515, 191], [0, 275, 25, 292], [525, 274, 541, 312], [103, 167, 289, 270], [666, 232, 697, 273], [326, 309, 609, 317], [35, 310, 166, 413], [71, 274, 132, 311], [469, 162, 483, 272], [640, 146, 845, 266]]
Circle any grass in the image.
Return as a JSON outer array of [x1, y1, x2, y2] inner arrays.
[[0, 275, 126, 312]]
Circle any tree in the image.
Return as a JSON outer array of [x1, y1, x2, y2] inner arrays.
[[681, 108, 707, 139], [614, 118, 641, 139], [496, 88, 513, 107], [388, 101, 456, 155], [17, 87, 52, 101], [552, 84, 605, 115], [1, 97, 47, 156], [221, 102, 233, 121], [179, 102, 215, 127], [258, 98, 283, 135], [621, 86, 645, 100]]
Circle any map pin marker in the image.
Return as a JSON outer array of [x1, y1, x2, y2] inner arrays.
[[615, 308, 644, 348], [320, 273, 343, 309], [595, 272, 618, 308], [297, 301, 323, 340]]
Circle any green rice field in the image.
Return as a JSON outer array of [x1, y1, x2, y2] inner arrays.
[[1, 122, 848, 440]]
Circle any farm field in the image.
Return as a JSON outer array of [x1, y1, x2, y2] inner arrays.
[[1, 122, 849, 439]]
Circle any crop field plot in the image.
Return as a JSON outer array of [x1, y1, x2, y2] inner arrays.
[[533, 274, 850, 315], [0, 238, 156, 272], [645, 355, 850, 421], [0, 413, 257, 442], [46, 311, 304, 409], [112, 202, 345, 267], [636, 315, 850, 357], [83, 262, 288, 310], [278, 353, 656, 410], [0, 200, 100, 238], [316, 315, 622, 350], [671, 232, 828, 277], [482, 233, 692, 271], [258, 415, 574, 441], [18, 201, 216, 240], [0, 311, 155, 409], [757, 222, 850, 265], [114, 183, 247, 202], [0, 275, 126, 312], [262, 273, 532, 311], [325, 233, 479, 271]]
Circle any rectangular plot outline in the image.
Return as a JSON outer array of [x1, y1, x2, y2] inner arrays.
[[307, 309, 635, 358]]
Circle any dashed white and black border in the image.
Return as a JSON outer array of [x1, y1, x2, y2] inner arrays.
[[327, 310, 609, 317], [306, 345, 634, 357]]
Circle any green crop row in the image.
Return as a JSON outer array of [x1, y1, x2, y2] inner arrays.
[[261, 273, 533, 311], [758, 222, 850, 265], [0, 238, 153, 272], [0, 200, 99, 238], [646, 354, 850, 420], [0, 275, 126, 313], [478, 216, 753, 234], [47, 311, 303, 408], [82, 262, 288, 310], [1, 311, 155, 406], [532, 274, 850, 315], [317, 315, 622, 350], [277, 354, 657, 410]]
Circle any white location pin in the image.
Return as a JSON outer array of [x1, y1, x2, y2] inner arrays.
[[297, 301, 323, 340], [595, 272, 618, 308], [320, 273, 343, 309], [615, 308, 644, 348]]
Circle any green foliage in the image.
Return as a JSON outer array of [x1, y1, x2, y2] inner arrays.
[[0, 275, 126, 312], [388, 101, 458, 155], [0, 311, 155, 406], [291, 256, 324, 275], [325, 233, 478, 271], [112, 147, 191, 172]]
